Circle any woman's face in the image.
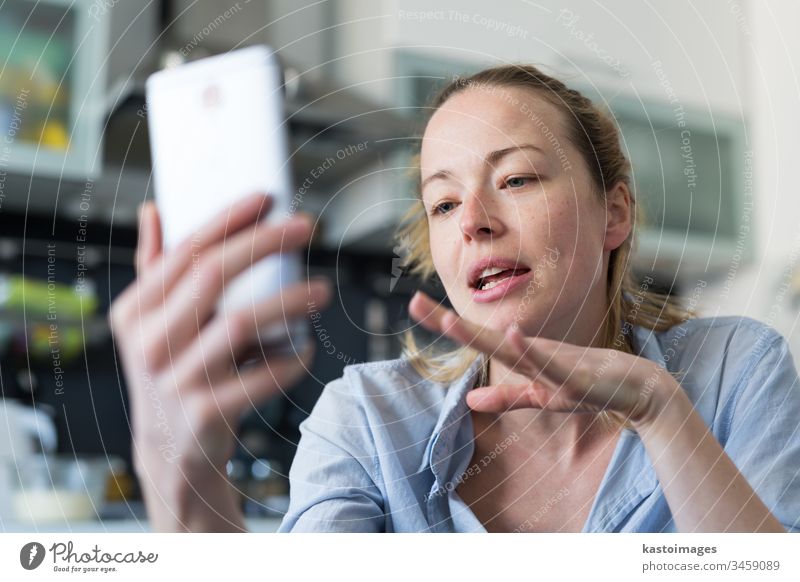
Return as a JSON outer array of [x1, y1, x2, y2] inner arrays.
[[419, 86, 630, 342]]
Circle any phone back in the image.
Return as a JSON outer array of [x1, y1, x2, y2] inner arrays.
[[146, 46, 305, 352]]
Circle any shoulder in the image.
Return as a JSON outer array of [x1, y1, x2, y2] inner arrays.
[[647, 315, 785, 365], [663, 314, 778, 341], [642, 316, 798, 430]]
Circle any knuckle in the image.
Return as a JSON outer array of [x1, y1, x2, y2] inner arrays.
[[137, 329, 175, 370], [255, 220, 278, 242], [159, 379, 183, 403], [193, 398, 223, 431], [197, 255, 224, 290], [282, 291, 308, 316], [225, 312, 252, 346], [255, 225, 285, 256], [561, 379, 581, 398], [175, 238, 197, 263], [572, 368, 593, 388], [524, 383, 540, 406], [167, 353, 194, 389], [108, 295, 133, 330], [165, 240, 197, 278], [141, 341, 167, 369]]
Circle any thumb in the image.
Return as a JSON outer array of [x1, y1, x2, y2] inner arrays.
[[135, 202, 163, 276], [466, 382, 549, 413]]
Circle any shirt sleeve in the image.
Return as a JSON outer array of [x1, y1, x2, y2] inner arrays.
[[721, 330, 800, 532], [278, 372, 386, 532]]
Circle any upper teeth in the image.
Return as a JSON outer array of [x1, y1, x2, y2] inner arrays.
[[480, 266, 506, 278]]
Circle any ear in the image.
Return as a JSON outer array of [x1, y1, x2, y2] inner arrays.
[[603, 181, 633, 251]]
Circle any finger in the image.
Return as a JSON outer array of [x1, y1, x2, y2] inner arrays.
[[137, 193, 274, 310], [466, 382, 552, 413], [408, 291, 451, 334], [409, 291, 529, 372], [134, 204, 146, 276], [409, 291, 504, 352], [135, 202, 161, 276], [213, 341, 315, 421], [176, 278, 331, 383], [154, 214, 314, 354], [110, 202, 167, 337], [506, 331, 637, 414], [507, 328, 586, 386]]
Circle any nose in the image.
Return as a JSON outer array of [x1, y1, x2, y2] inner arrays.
[[459, 190, 505, 242]]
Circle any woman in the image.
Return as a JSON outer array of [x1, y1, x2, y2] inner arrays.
[[110, 64, 800, 533]]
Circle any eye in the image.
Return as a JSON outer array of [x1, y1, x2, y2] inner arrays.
[[431, 201, 457, 216], [503, 176, 537, 189]]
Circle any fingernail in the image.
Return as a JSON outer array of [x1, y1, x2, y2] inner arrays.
[[414, 290, 430, 303], [466, 389, 489, 407]]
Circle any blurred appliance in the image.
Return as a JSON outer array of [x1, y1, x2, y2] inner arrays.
[[0, 399, 57, 521]]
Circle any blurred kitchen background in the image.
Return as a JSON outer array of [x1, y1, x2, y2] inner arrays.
[[1, 0, 799, 530]]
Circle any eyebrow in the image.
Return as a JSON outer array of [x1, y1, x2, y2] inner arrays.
[[420, 144, 546, 192]]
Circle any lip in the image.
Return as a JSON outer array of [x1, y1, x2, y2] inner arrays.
[[468, 257, 532, 304]]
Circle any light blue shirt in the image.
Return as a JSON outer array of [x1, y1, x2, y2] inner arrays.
[[278, 316, 800, 532]]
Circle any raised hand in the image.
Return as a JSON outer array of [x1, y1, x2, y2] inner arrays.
[[409, 291, 672, 426]]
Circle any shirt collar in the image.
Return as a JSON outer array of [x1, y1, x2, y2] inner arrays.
[[582, 323, 664, 531], [631, 323, 669, 368], [427, 355, 485, 485]]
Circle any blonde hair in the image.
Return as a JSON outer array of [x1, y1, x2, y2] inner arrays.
[[397, 64, 690, 422]]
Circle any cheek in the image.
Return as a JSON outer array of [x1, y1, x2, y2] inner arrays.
[[529, 198, 604, 283], [429, 226, 475, 305], [429, 227, 459, 285], [522, 198, 580, 254], [550, 209, 606, 285]]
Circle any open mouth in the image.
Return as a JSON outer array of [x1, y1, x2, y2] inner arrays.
[[473, 266, 531, 291]]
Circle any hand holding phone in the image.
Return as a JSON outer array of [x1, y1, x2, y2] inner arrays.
[[106, 47, 332, 531], [109, 194, 330, 531]]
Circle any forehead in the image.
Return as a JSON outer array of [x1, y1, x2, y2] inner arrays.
[[420, 85, 569, 164]]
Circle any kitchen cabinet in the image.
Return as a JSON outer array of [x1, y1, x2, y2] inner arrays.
[[0, 0, 157, 180]]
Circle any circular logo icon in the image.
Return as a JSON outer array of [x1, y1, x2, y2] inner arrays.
[[20, 542, 46, 570]]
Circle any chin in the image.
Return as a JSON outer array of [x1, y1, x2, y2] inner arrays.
[[459, 300, 533, 333]]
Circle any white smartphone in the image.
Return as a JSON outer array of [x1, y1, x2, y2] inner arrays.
[[146, 45, 307, 355]]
